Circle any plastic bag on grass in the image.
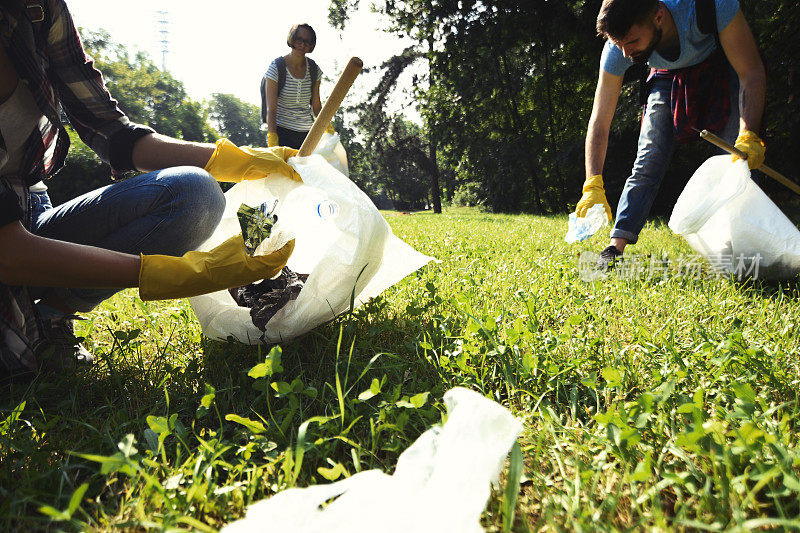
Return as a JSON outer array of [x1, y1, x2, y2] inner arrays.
[[189, 133, 434, 343], [220, 387, 523, 533], [669, 155, 800, 279], [565, 203, 609, 243]]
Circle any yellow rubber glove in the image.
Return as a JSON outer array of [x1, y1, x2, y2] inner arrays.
[[204, 138, 301, 183], [732, 130, 766, 170], [138, 234, 295, 301], [267, 132, 279, 147], [576, 174, 613, 221], [325, 123, 336, 135]]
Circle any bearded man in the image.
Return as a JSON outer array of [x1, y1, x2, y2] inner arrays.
[[576, 0, 766, 267]]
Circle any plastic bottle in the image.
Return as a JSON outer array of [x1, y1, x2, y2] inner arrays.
[[565, 203, 608, 243]]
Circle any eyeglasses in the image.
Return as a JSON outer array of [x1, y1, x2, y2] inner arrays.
[[294, 37, 313, 46]]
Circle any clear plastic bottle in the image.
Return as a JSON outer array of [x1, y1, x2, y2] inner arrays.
[[565, 204, 608, 243], [316, 199, 340, 221]]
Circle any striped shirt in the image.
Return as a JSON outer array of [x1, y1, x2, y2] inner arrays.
[[265, 57, 321, 132]]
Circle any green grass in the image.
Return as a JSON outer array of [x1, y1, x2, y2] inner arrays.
[[3, 208, 800, 531]]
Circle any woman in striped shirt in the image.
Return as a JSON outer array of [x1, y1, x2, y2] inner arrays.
[[263, 24, 323, 149]]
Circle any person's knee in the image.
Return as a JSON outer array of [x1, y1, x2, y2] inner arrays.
[[157, 166, 225, 250], [185, 167, 224, 216], [165, 166, 224, 214]]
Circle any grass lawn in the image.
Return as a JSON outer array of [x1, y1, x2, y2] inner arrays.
[[2, 207, 800, 531]]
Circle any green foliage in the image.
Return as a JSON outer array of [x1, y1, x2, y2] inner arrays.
[[744, 0, 800, 188], [332, 0, 609, 212], [207, 93, 264, 147], [328, 0, 359, 30], [502, 442, 524, 532], [332, 0, 800, 214], [330, 112, 372, 195], [343, 47, 439, 210], [364, 117, 433, 210], [48, 125, 110, 206], [80, 30, 216, 143], [450, 181, 484, 208]]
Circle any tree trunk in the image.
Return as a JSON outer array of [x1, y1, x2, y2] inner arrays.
[[445, 170, 454, 202], [539, 14, 565, 212], [494, 47, 543, 211], [427, 34, 442, 213], [428, 131, 442, 212]]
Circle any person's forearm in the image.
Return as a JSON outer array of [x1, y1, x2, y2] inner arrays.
[[738, 67, 766, 134], [717, 10, 766, 136], [0, 223, 140, 288], [266, 80, 280, 134], [585, 120, 609, 180], [131, 133, 216, 172], [311, 81, 322, 117], [584, 72, 620, 181], [267, 110, 278, 133]]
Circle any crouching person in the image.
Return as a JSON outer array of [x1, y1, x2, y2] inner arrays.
[[0, 0, 300, 380], [577, 0, 766, 268]]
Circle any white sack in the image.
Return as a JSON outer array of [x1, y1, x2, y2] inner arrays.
[[189, 134, 434, 343], [220, 387, 523, 533], [669, 155, 800, 279]]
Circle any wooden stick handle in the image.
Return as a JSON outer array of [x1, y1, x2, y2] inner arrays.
[[298, 57, 363, 157], [699, 129, 747, 158], [699, 129, 800, 196]]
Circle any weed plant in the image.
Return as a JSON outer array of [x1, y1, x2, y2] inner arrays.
[[2, 208, 800, 531]]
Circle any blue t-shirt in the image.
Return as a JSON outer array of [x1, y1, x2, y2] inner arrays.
[[601, 0, 739, 76]]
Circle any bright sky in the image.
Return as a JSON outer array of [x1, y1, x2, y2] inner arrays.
[[66, 0, 420, 119]]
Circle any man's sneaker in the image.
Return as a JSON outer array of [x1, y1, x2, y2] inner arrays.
[[596, 245, 623, 270], [36, 314, 95, 372]]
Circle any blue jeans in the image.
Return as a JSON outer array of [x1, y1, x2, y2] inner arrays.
[[29, 166, 225, 312], [611, 72, 740, 244]]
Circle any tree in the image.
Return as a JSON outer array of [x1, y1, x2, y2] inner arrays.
[[331, 4, 444, 213], [207, 93, 264, 147], [48, 30, 217, 204], [329, 1, 608, 212], [80, 30, 217, 142], [331, 1, 799, 213], [745, 0, 800, 191], [367, 117, 433, 210]]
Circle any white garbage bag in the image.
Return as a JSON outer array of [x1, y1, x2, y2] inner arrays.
[[189, 133, 434, 343], [668, 155, 800, 279], [565, 203, 609, 243], [220, 387, 523, 533]]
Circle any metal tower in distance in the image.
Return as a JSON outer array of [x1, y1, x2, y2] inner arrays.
[[155, 10, 169, 70]]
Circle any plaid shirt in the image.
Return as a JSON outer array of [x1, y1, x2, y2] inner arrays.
[[0, 0, 153, 189], [0, 0, 153, 378], [647, 48, 731, 144]]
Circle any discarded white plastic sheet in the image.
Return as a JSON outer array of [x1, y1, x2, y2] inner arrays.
[[189, 133, 435, 343], [565, 203, 608, 243], [669, 155, 800, 279], [220, 387, 522, 533]]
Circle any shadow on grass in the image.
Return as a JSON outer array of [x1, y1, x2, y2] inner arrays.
[[742, 276, 800, 301], [0, 299, 446, 530]]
